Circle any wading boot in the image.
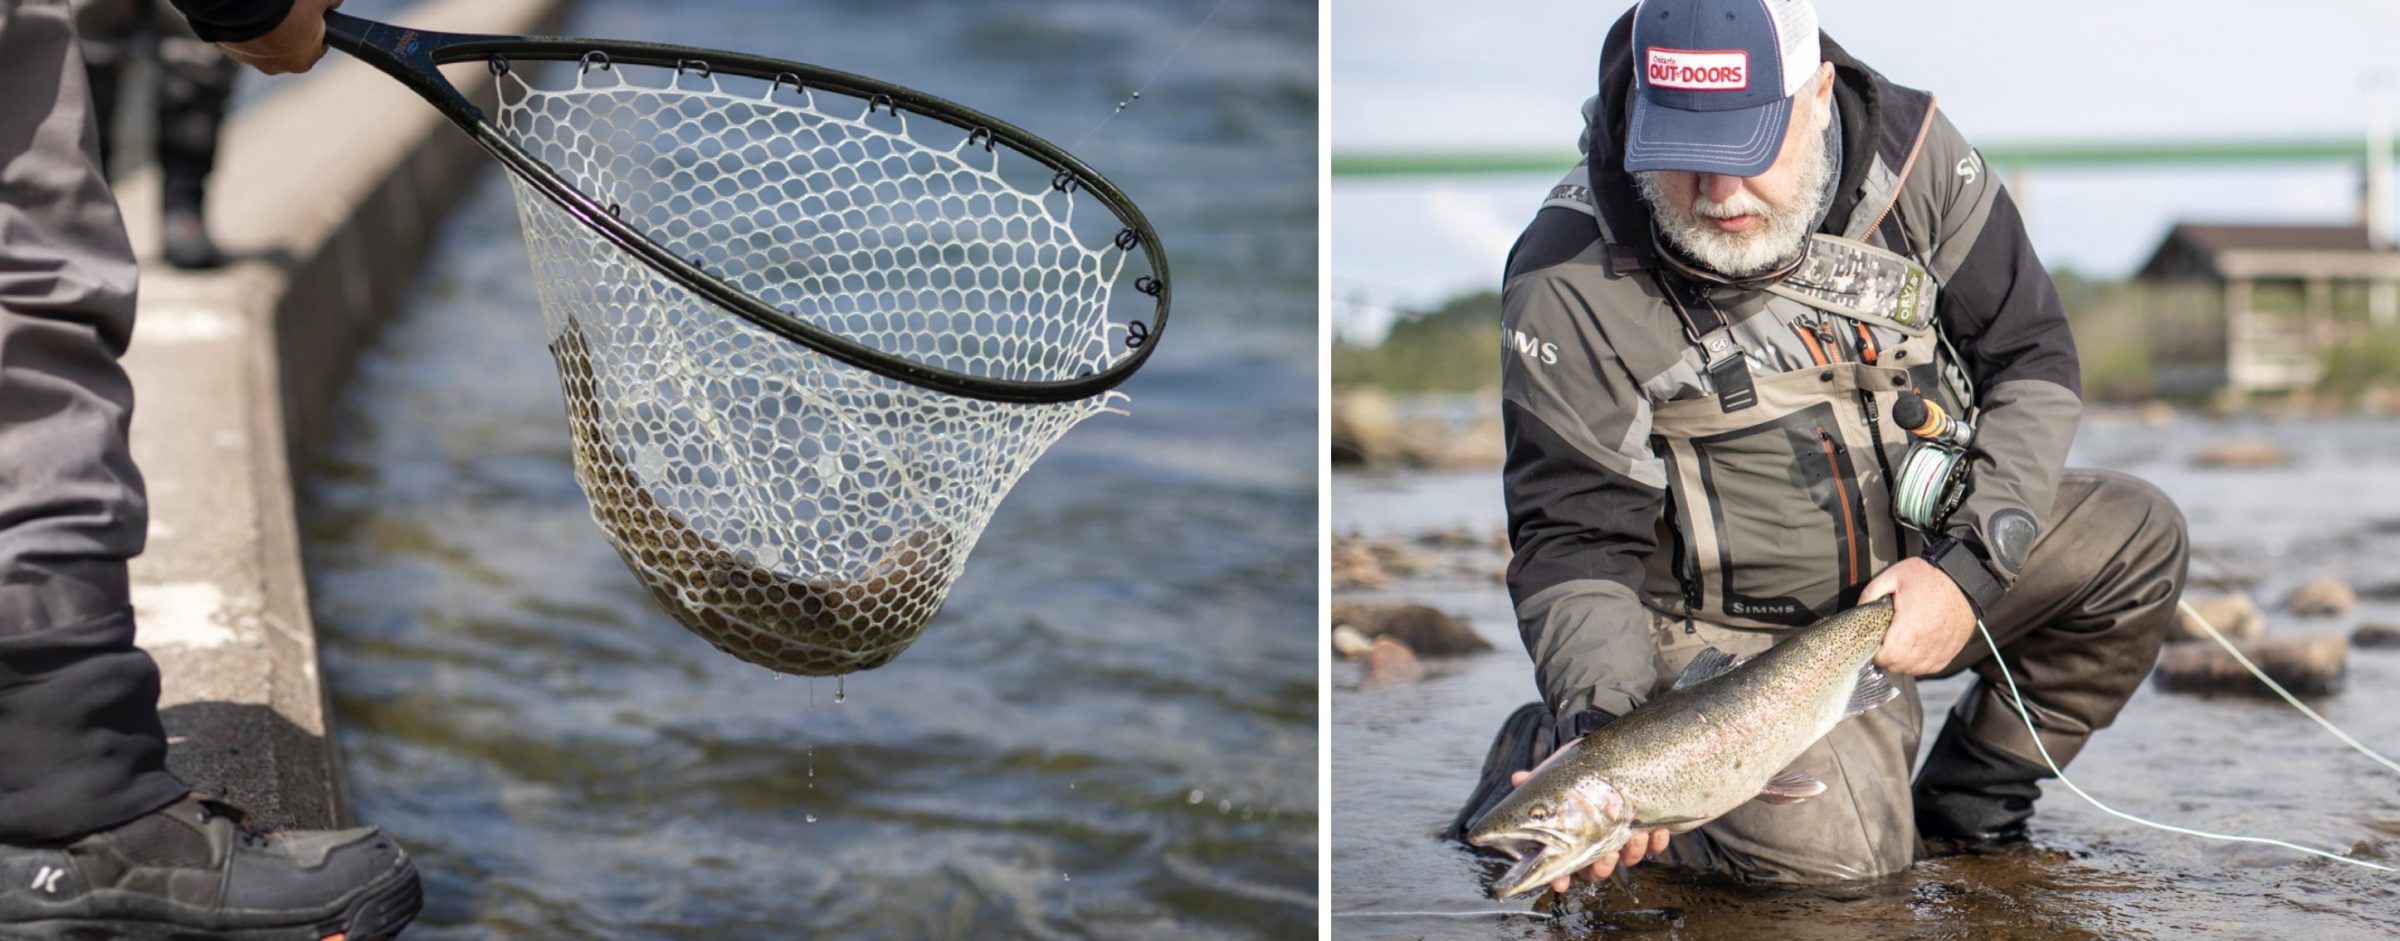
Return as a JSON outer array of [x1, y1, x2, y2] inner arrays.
[[1912, 717, 2051, 858], [160, 207, 226, 271], [0, 793, 421, 940]]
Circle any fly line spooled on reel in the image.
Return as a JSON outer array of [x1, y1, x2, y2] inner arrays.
[[325, 13, 1169, 676]]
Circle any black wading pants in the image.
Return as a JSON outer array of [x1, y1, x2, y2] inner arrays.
[[1648, 469, 2187, 883], [72, 0, 239, 210], [0, 0, 188, 846]]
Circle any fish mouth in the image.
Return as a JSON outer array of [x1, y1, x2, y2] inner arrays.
[[1470, 828, 1576, 900]]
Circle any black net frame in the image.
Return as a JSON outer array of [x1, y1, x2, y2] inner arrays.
[[323, 11, 1170, 405]]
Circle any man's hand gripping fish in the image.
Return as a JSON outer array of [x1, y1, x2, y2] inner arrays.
[[548, 320, 954, 676], [1467, 600, 1900, 899]]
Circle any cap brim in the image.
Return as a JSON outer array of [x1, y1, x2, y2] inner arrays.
[[1624, 93, 1793, 177]]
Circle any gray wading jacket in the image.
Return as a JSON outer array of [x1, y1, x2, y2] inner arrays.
[[1503, 14, 2079, 723]]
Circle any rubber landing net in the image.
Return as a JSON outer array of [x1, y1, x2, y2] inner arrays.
[[324, 16, 1169, 676]]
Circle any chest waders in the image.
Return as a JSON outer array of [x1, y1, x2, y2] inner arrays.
[[1642, 232, 1970, 630]]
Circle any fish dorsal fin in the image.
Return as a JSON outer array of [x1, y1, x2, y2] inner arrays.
[[1672, 648, 1744, 690], [1523, 735, 1584, 780], [1844, 664, 1901, 720], [1757, 767, 1825, 804]]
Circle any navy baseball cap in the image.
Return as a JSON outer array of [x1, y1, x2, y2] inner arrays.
[[1624, 0, 1821, 177]]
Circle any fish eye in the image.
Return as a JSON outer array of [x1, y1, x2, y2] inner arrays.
[[1528, 805, 1550, 822]]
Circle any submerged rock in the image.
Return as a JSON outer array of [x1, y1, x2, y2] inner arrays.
[[2170, 593, 2265, 643], [1364, 636, 1423, 685], [2191, 439, 2292, 469], [2286, 577, 2359, 617], [1329, 601, 1493, 656], [2152, 635, 2348, 697], [1415, 526, 1506, 552], [1330, 535, 1388, 590], [2353, 624, 2400, 649]]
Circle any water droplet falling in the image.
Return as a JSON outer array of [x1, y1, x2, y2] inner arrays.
[[1217, 799, 1232, 814], [834, 677, 846, 703], [806, 813, 818, 823], [1062, 872, 1072, 882], [1186, 789, 1204, 805]]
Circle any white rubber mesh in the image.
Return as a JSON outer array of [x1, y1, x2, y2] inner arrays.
[[490, 65, 1136, 675]]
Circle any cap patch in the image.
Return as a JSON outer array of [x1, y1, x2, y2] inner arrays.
[[1645, 48, 1749, 91]]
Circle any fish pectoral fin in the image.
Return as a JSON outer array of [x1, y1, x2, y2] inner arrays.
[[1671, 647, 1746, 690], [1842, 664, 1901, 720], [1757, 768, 1827, 804]]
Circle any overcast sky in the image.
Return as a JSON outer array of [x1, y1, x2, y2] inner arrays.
[[1330, 0, 2400, 333], [1333, 0, 2400, 151]]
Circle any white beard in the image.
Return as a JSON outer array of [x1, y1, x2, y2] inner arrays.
[[1636, 130, 1835, 279]]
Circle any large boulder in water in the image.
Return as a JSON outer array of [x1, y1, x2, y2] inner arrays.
[[2152, 635, 2347, 697], [1407, 416, 1505, 470], [2169, 593, 2264, 643], [1329, 601, 1493, 656], [1332, 389, 1401, 466]]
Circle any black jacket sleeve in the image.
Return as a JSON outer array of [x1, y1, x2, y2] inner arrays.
[[1500, 208, 1669, 720], [1914, 111, 2080, 596], [167, 0, 296, 44]]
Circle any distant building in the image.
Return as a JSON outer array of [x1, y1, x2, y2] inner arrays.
[[2136, 223, 2400, 394]]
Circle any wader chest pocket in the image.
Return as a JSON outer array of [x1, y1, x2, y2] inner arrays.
[[1664, 400, 1867, 627]]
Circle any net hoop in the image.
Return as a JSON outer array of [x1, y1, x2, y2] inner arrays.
[[326, 13, 1169, 404]]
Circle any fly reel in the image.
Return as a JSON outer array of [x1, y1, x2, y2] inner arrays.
[[1891, 391, 1973, 533]]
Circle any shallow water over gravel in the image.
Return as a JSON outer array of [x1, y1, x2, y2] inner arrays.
[[301, 1, 1317, 937], [1334, 410, 2400, 940]]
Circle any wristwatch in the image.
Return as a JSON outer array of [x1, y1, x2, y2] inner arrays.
[[1924, 535, 2006, 617]]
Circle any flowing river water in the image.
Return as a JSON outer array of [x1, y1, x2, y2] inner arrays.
[[1334, 408, 2400, 939], [300, 1, 1317, 936]]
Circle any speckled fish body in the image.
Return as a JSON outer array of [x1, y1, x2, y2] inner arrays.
[[1467, 599, 1897, 898]]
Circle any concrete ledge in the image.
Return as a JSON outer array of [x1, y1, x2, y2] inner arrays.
[[113, 0, 573, 829]]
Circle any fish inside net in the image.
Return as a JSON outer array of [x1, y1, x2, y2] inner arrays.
[[487, 59, 1151, 675]]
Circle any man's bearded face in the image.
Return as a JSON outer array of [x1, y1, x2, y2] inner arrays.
[[1634, 80, 1836, 280]]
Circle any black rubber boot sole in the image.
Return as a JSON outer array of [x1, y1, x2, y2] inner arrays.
[[0, 856, 420, 941]]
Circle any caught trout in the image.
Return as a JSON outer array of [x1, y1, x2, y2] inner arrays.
[[1467, 599, 1899, 899], [548, 320, 954, 676]]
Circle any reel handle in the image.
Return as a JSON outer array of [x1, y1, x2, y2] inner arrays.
[[1893, 390, 1972, 450]]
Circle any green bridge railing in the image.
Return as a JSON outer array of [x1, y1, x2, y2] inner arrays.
[[1332, 139, 2400, 178]]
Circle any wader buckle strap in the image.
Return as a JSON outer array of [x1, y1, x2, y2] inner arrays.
[[1651, 270, 1756, 413]]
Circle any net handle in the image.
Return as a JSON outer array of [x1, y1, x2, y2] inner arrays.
[[322, 11, 1171, 405]]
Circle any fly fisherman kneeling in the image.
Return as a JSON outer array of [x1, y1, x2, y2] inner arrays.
[[1451, 0, 2190, 888]]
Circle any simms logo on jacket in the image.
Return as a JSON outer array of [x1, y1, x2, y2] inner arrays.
[[1509, 330, 1558, 366], [1645, 49, 1748, 91]]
